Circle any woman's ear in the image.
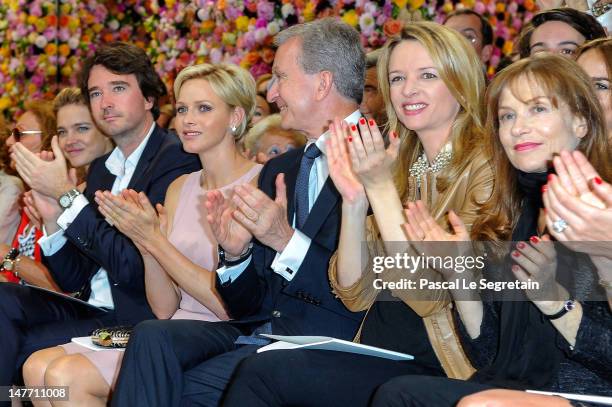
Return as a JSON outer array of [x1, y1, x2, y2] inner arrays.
[[572, 115, 588, 139], [230, 106, 246, 132]]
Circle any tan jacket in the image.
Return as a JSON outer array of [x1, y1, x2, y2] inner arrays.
[[328, 153, 494, 380]]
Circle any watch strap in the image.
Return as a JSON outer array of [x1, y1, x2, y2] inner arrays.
[[545, 299, 576, 320]]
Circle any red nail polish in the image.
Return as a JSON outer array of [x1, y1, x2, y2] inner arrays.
[[541, 185, 548, 193], [547, 174, 553, 181], [512, 265, 520, 272], [359, 118, 366, 125], [392, 131, 398, 138], [517, 242, 525, 249], [350, 124, 357, 132], [368, 119, 375, 126], [512, 250, 520, 257], [594, 177, 603, 185], [348, 137, 353, 142], [530, 236, 539, 244]]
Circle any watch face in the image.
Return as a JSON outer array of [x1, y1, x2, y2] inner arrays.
[[2, 259, 13, 271], [59, 195, 71, 208]]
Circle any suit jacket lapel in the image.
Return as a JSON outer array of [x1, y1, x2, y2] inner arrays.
[[301, 177, 339, 242], [127, 125, 163, 191]]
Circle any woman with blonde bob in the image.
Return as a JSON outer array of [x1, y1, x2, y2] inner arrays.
[[222, 22, 495, 407], [22, 63, 262, 407], [371, 54, 611, 406]]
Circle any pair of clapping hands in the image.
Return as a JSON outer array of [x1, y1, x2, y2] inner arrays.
[[11, 136, 78, 230]]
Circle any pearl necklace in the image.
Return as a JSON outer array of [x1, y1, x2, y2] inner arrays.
[[409, 144, 452, 188]]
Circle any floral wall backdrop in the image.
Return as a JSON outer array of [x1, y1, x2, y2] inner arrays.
[[0, 0, 537, 117]]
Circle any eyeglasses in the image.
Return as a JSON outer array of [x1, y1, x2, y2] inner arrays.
[[10, 128, 43, 142]]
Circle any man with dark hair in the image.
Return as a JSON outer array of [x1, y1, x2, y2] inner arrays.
[[517, 7, 606, 58], [111, 18, 365, 407], [444, 9, 494, 64], [2, 42, 200, 396]]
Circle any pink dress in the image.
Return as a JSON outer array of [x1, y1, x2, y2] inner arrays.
[[60, 165, 262, 386]]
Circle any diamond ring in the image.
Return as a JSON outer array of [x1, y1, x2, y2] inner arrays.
[[552, 219, 569, 233]]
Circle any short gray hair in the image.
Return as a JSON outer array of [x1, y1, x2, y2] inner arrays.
[[274, 18, 365, 104]]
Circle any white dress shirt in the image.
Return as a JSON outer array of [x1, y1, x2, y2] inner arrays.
[[38, 124, 156, 309], [217, 110, 362, 283]]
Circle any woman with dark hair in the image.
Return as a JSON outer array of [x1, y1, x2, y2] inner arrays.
[[577, 38, 612, 141], [370, 54, 611, 406], [0, 115, 24, 245], [518, 8, 606, 58]]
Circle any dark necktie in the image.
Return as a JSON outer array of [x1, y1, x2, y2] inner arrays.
[[295, 143, 322, 230]]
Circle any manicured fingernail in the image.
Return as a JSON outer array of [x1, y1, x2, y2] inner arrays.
[[368, 119, 375, 126], [530, 236, 539, 244], [512, 265, 520, 272], [348, 137, 353, 142], [547, 174, 553, 181], [350, 124, 357, 132], [391, 131, 397, 138], [541, 185, 547, 193], [517, 242, 525, 249], [512, 250, 520, 257], [594, 177, 602, 185], [359, 118, 366, 125]]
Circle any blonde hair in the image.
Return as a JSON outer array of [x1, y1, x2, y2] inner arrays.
[[377, 22, 487, 203], [473, 54, 611, 242], [53, 87, 87, 114], [243, 114, 306, 153], [174, 63, 256, 139]]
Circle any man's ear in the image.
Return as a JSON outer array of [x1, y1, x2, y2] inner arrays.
[[481, 44, 493, 64], [144, 96, 154, 112], [573, 114, 588, 139], [315, 71, 333, 101]]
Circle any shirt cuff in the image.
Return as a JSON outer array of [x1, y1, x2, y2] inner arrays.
[[216, 255, 252, 284], [38, 227, 68, 256], [270, 229, 311, 281], [57, 194, 89, 230]]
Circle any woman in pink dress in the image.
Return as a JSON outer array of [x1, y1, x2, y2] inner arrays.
[[23, 63, 262, 407]]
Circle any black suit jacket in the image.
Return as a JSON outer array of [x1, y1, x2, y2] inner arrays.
[[43, 125, 201, 325], [217, 147, 364, 340]]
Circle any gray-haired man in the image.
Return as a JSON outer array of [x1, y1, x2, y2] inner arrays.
[[111, 18, 366, 407]]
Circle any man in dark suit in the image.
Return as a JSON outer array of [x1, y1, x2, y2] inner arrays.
[[111, 18, 365, 407], [1, 42, 199, 393]]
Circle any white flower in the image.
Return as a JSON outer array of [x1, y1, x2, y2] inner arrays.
[[267, 21, 280, 36], [34, 35, 47, 49], [281, 3, 295, 19], [108, 19, 119, 31], [197, 7, 209, 21], [68, 37, 80, 49]]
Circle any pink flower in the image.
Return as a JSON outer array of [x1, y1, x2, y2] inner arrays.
[[257, 1, 275, 21], [210, 48, 222, 64]]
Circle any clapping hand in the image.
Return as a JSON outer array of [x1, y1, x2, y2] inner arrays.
[[95, 189, 165, 252], [326, 118, 366, 206], [205, 189, 252, 258]]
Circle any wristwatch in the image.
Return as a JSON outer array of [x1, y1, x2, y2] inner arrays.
[[58, 188, 81, 209], [218, 244, 253, 268], [545, 299, 576, 320]]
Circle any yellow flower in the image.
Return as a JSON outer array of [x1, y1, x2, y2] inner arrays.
[[0, 96, 12, 111], [201, 20, 215, 33], [27, 15, 38, 25], [28, 83, 39, 94], [68, 17, 80, 30], [235, 16, 250, 32], [166, 0, 175, 7], [61, 65, 72, 77], [303, 2, 316, 21], [93, 23, 103, 33], [460, 0, 475, 7], [342, 10, 359, 27], [409, 0, 425, 9], [393, 0, 409, 9], [4, 80, 13, 92], [442, 2, 454, 13], [496, 2, 506, 12], [503, 40, 513, 55]]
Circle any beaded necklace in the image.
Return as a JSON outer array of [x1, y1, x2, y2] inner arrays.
[[409, 143, 452, 188]]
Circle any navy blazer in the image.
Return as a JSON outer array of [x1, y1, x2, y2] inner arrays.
[[43, 125, 201, 325], [217, 147, 364, 341]]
